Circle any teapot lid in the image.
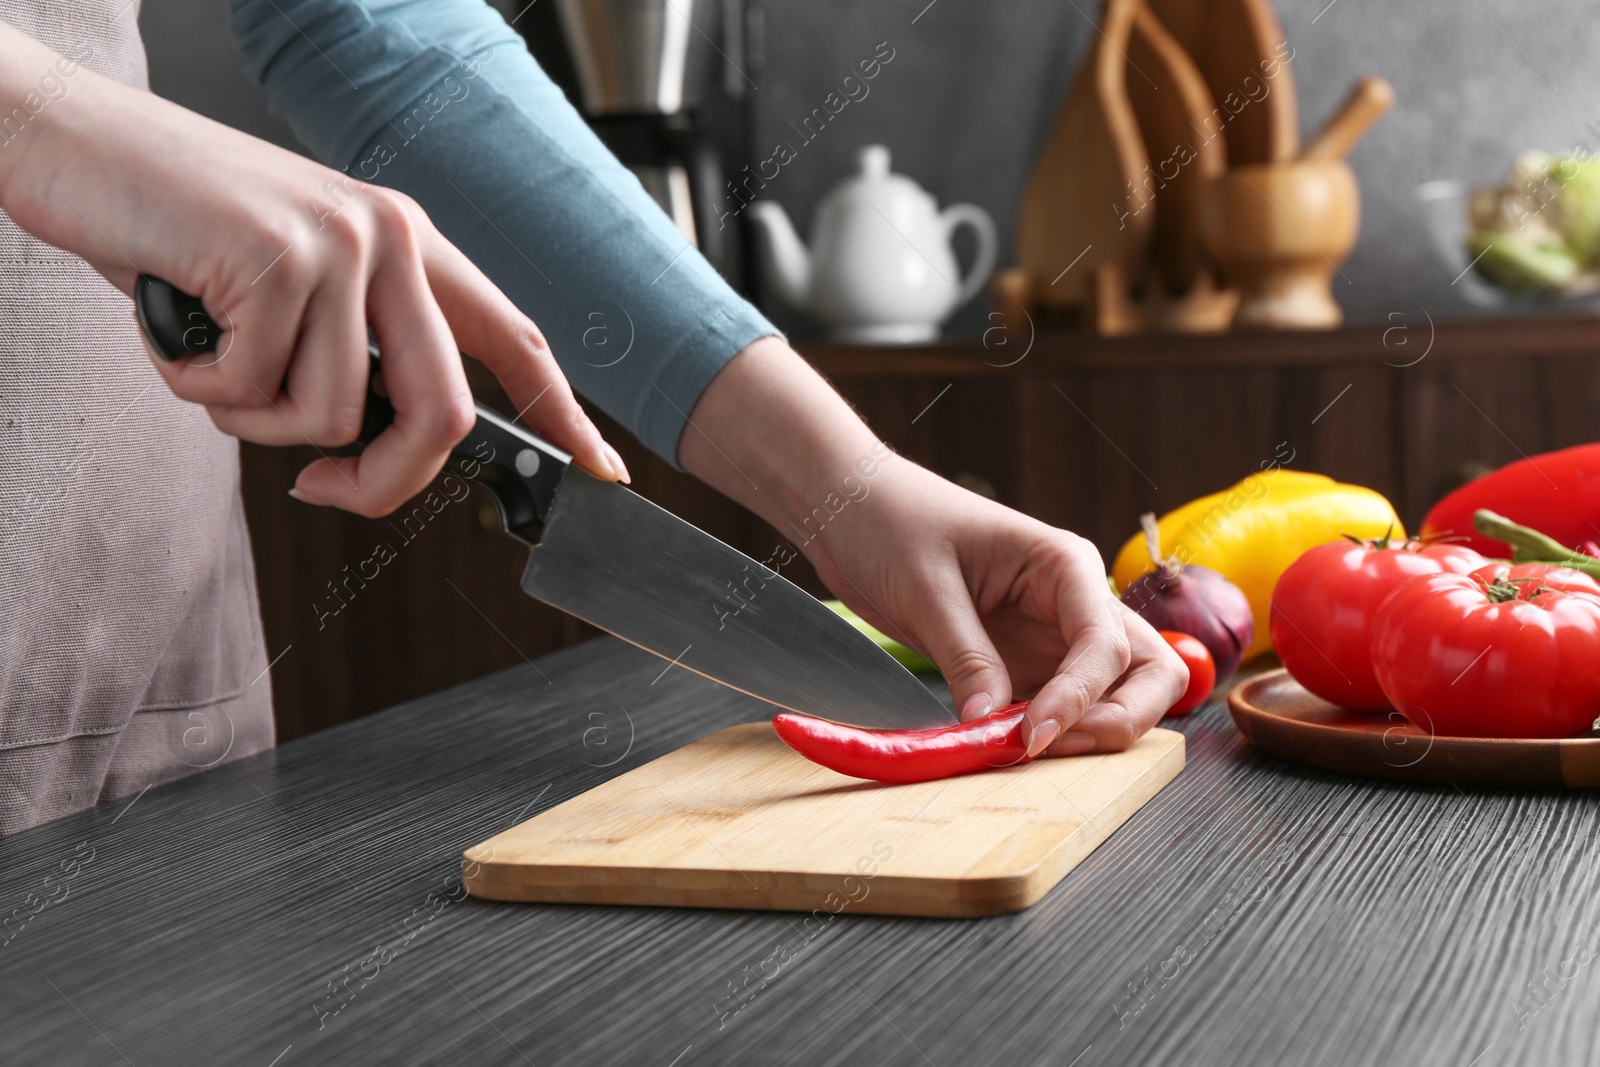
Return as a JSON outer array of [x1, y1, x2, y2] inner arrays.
[[857, 144, 892, 178], [815, 143, 934, 226]]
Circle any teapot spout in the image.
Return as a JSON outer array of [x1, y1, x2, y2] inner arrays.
[[746, 201, 812, 310]]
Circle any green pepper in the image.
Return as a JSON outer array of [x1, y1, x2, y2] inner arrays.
[[822, 599, 939, 674]]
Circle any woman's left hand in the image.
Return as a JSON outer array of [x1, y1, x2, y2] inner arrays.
[[679, 338, 1187, 757], [806, 455, 1187, 757]]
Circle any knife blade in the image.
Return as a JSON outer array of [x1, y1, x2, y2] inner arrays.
[[134, 276, 954, 730]]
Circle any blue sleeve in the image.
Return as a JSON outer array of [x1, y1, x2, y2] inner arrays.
[[229, 0, 779, 467]]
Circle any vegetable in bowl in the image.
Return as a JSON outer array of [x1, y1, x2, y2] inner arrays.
[[1465, 151, 1600, 294]]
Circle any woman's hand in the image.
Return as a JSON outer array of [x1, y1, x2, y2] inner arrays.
[[0, 22, 625, 516], [681, 338, 1187, 757], [809, 459, 1188, 756]]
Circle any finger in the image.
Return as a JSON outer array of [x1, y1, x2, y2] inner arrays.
[[205, 276, 371, 447], [151, 270, 309, 413], [911, 570, 1013, 722], [1046, 613, 1187, 756], [417, 226, 626, 483], [296, 227, 474, 515], [1021, 549, 1135, 756]]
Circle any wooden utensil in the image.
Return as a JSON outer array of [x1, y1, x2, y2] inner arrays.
[[1125, 1, 1228, 294], [1148, 0, 1298, 164], [1198, 159, 1358, 328], [1015, 0, 1149, 309], [464, 722, 1186, 918], [1301, 75, 1394, 161], [1229, 669, 1600, 787]]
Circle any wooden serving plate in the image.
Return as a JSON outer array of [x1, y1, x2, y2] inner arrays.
[[1229, 669, 1600, 788]]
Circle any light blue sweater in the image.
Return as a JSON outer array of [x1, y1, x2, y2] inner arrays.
[[230, 0, 777, 466]]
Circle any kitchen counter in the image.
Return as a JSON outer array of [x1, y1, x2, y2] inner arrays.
[[5, 636, 1597, 1066]]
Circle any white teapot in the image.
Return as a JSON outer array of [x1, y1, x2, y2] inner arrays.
[[747, 146, 998, 343]]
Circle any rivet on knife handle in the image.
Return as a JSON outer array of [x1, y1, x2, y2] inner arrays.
[[132, 274, 571, 544]]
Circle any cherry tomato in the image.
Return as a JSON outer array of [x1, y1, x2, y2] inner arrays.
[[1370, 571, 1600, 739], [1468, 561, 1600, 599], [1269, 538, 1486, 710], [1159, 630, 1215, 716]]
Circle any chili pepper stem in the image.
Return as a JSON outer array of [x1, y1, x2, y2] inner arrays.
[[1473, 509, 1600, 578]]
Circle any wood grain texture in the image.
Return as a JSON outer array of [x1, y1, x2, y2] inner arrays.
[[5, 638, 1600, 1066], [1230, 669, 1600, 788], [463, 722, 1185, 916]]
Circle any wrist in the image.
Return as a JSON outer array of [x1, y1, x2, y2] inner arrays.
[[0, 24, 93, 195], [680, 336, 887, 536]]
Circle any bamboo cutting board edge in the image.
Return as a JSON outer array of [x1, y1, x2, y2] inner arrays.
[[463, 724, 1186, 918]]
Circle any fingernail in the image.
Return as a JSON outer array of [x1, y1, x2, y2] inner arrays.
[[288, 487, 323, 506], [960, 692, 993, 721], [1026, 717, 1062, 759], [605, 444, 631, 484]]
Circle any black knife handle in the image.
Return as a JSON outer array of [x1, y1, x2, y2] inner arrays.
[[133, 274, 567, 544]]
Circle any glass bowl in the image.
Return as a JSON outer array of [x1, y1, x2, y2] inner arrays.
[[1415, 179, 1600, 311]]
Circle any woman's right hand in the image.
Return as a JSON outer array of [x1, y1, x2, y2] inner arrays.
[[0, 21, 626, 516]]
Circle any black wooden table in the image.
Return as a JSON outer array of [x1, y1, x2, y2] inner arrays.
[[4, 637, 1596, 1066]]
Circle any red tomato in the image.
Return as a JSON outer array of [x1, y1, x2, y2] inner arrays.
[[1370, 572, 1600, 738], [1269, 539, 1486, 710], [1468, 561, 1600, 599], [1160, 630, 1215, 716]]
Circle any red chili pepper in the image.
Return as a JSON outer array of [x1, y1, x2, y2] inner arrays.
[[1422, 444, 1600, 558], [772, 702, 1032, 784]]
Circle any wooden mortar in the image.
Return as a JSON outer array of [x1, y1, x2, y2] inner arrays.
[[1198, 159, 1359, 329]]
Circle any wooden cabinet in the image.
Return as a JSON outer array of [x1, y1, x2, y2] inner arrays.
[[241, 316, 1600, 739]]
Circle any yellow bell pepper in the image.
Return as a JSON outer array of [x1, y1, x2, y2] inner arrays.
[[1110, 469, 1403, 658]]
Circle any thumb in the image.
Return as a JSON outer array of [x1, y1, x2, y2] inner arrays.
[[912, 583, 1013, 722]]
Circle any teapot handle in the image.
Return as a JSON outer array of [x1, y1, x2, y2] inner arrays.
[[940, 202, 999, 310]]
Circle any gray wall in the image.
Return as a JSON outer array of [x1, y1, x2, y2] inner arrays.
[[138, 0, 1600, 329], [1276, 0, 1600, 325]]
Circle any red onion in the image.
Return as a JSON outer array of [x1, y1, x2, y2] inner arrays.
[[1119, 513, 1254, 682]]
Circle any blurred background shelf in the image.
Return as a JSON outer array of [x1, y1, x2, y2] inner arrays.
[[804, 312, 1600, 374], [242, 315, 1600, 740]]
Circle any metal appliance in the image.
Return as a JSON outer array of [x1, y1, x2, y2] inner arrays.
[[548, 0, 756, 287]]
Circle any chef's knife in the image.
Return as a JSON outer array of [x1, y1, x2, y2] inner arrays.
[[134, 276, 953, 730]]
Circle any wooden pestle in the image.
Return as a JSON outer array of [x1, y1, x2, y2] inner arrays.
[[1301, 76, 1395, 162]]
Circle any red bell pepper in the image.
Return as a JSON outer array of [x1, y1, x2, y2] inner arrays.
[[1422, 443, 1600, 558], [772, 703, 1032, 784]]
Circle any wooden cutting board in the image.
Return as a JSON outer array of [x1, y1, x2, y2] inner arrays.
[[1125, 1, 1227, 295], [1016, 0, 1149, 309], [464, 722, 1185, 918], [1148, 0, 1298, 164]]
